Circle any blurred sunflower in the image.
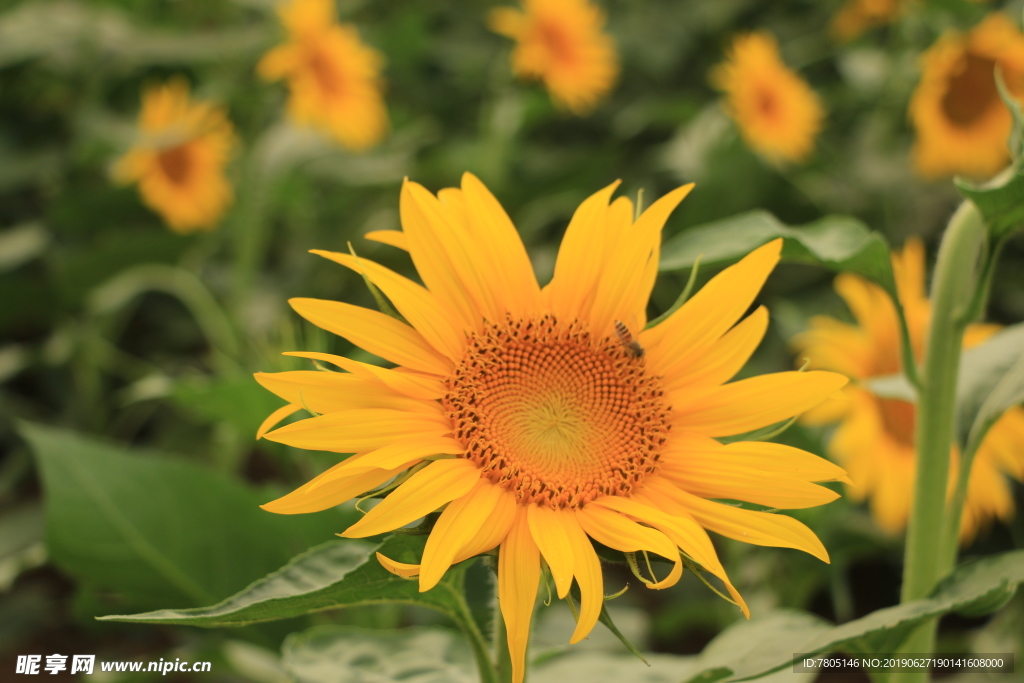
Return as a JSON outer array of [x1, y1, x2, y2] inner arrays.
[[794, 239, 1024, 543], [258, 0, 388, 151], [256, 174, 849, 682], [830, 0, 905, 43], [489, 0, 618, 114], [910, 13, 1024, 179], [113, 79, 235, 234], [711, 32, 825, 163]]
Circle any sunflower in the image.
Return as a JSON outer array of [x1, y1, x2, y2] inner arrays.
[[710, 32, 825, 164], [830, 0, 905, 43], [794, 239, 1024, 543], [258, 0, 388, 151], [909, 13, 1024, 180], [489, 0, 618, 114], [113, 79, 236, 234], [256, 174, 849, 682]]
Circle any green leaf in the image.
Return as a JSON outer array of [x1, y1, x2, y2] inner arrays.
[[171, 376, 284, 437], [955, 166, 1024, 240], [98, 536, 471, 627], [282, 626, 477, 683], [679, 549, 1024, 683], [955, 323, 1024, 454], [659, 211, 896, 295], [20, 423, 348, 610]]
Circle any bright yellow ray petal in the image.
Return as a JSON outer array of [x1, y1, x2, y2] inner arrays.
[[254, 371, 439, 415], [401, 180, 493, 325], [341, 459, 481, 538], [460, 172, 541, 318], [419, 479, 504, 591], [589, 184, 694, 335], [257, 403, 301, 439], [665, 306, 769, 392], [376, 552, 420, 578], [281, 351, 445, 400], [577, 505, 682, 589], [290, 297, 452, 375], [261, 462, 402, 514], [547, 182, 620, 321], [306, 437, 463, 489], [311, 250, 466, 360], [559, 514, 603, 644], [364, 229, 409, 251], [649, 479, 830, 562], [642, 238, 782, 377], [263, 408, 451, 453], [454, 490, 518, 560], [499, 508, 540, 683], [527, 505, 575, 599], [672, 370, 848, 437]]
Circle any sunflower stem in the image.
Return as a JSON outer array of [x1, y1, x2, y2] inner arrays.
[[899, 201, 987, 674]]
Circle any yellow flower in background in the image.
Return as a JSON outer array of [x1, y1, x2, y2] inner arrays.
[[258, 0, 388, 151], [256, 174, 849, 682], [489, 0, 618, 114], [711, 32, 825, 163], [830, 0, 905, 43], [910, 13, 1024, 180], [113, 80, 236, 234], [794, 239, 1024, 544]]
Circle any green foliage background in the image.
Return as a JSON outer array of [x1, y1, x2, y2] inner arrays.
[[1, 0, 1023, 680]]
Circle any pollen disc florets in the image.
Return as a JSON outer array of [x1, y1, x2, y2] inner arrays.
[[443, 315, 670, 508]]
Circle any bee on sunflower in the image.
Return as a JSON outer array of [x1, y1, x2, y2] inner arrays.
[[256, 175, 849, 682]]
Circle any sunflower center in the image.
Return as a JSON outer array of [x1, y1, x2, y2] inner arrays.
[[877, 397, 916, 448], [755, 87, 779, 121], [443, 315, 669, 509], [536, 20, 576, 65], [307, 46, 345, 96], [942, 53, 1000, 128], [157, 144, 193, 186]]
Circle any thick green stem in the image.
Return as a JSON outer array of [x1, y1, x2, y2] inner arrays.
[[899, 202, 987, 674], [449, 590, 499, 683]]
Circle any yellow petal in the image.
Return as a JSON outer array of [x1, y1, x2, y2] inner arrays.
[[261, 462, 402, 514], [376, 552, 420, 578], [364, 229, 409, 251], [527, 505, 575, 599], [263, 408, 451, 453], [576, 505, 681, 588], [499, 508, 540, 683], [454, 490, 518, 560], [254, 371, 439, 415], [672, 370, 849, 437], [560, 514, 603, 644], [643, 238, 782, 378], [460, 172, 541, 318], [341, 459, 481, 538], [419, 479, 504, 591], [306, 436, 463, 490], [649, 478, 830, 563], [290, 297, 452, 376], [664, 306, 769, 392], [311, 250, 466, 360], [589, 184, 694, 335], [257, 403, 300, 439], [281, 351, 444, 400], [547, 182, 621, 322]]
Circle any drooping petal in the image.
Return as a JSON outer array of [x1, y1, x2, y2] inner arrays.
[[499, 507, 540, 683], [589, 184, 694, 335], [419, 479, 505, 591], [290, 297, 452, 375], [341, 459, 480, 538], [527, 505, 575, 599], [643, 239, 782, 378], [647, 478, 830, 562], [311, 250, 467, 360], [254, 371, 440, 415], [263, 408, 451, 453], [559, 514, 603, 644], [376, 552, 420, 578], [672, 370, 848, 437], [576, 505, 681, 589], [261, 461, 402, 514], [282, 351, 445, 400]]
